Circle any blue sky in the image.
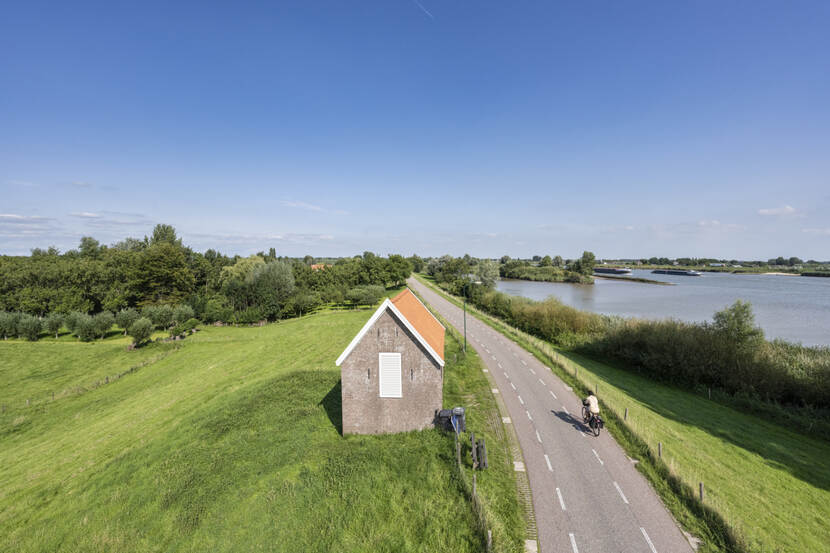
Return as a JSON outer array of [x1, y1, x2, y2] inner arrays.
[[2, 1, 829, 259]]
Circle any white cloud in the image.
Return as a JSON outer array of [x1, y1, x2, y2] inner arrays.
[[281, 200, 348, 215], [758, 205, 797, 216], [70, 212, 101, 218], [802, 228, 830, 235], [6, 180, 38, 187]]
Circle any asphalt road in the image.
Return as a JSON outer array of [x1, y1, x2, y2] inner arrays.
[[409, 278, 694, 553]]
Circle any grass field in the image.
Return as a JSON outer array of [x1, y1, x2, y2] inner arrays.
[[0, 305, 522, 552], [414, 274, 830, 553]]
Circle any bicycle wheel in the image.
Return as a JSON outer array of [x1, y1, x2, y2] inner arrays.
[[591, 418, 601, 437], [581, 405, 590, 422]]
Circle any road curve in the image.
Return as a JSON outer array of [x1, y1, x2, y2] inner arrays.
[[409, 278, 694, 553]]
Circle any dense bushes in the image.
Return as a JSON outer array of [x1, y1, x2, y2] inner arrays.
[[129, 317, 154, 346]]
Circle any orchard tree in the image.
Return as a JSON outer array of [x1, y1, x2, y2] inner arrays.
[[44, 312, 63, 338], [116, 308, 140, 335], [129, 317, 154, 347]]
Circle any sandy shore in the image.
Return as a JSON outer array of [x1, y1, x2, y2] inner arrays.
[[761, 272, 800, 276]]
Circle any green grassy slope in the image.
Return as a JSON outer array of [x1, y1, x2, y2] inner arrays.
[[0, 309, 520, 553], [414, 274, 830, 553]]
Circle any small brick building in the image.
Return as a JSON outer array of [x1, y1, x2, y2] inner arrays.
[[336, 288, 445, 434]]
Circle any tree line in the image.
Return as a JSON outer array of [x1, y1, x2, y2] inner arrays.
[[0, 225, 414, 341]]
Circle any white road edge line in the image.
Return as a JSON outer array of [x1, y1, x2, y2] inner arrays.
[[511, 383, 517, 390], [536, 429, 542, 443], [549, 390, 557, 399], [640, 527, 658, 553], [556, 488, 567, 511], [521, 360, 527, 366], [592, 449, 604, 465], [518, 395, 524, 405], [613, 481, 629, 504], [526, 410, 533, 421], [544, 454, 552, 472], [569, 533, 579, 553], [562, 405, 570, 415]]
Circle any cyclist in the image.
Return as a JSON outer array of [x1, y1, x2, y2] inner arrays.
[[583, 394, 600, 417]]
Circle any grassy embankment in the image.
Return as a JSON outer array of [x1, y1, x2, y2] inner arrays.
[[413, 273, 830, 553], [0, 302, 522, 552]]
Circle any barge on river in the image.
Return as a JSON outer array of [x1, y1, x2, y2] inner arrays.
[[594, 267, 633, 275], [652, 269, 702, 276]]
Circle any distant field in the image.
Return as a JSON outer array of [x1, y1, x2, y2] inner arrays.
[[415, 274, 830, 553], [0, 307, 521, 553]]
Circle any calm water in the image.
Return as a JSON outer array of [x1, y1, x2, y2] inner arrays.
[[496, 270, 830, 346]]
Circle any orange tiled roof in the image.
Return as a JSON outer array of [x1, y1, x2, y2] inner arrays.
[[391, 288, 445, 361]]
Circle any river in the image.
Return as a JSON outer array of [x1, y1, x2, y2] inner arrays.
[[496, 270, 830, 346]]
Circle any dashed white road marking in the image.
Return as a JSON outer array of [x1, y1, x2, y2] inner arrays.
[[518, 395, 524, 405], [592, 449, 604, 465], [556, 487, 567, 510], [544, 454, 552, 471], [503, 417, 512, 424], [549, 390, 557, 399], [498, 362, 503, 369], [640, 527, 658, 553], [613, 481, 629, 504], [492, 355, 497, 360], [485, 348, 490, 354], [539, 378, 545, 385], [535, 429, 542, 443], [511, 382, 517, 390], [526, 410, 533, 421], [529, 369, 536, 376], [503, 371, 509, 379], [568, 533, 579, 553], [521, 359, 527, 366], [562, 405, 570, 415]]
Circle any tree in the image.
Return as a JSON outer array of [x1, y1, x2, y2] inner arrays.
[[116, 308, 140, 335], [93, 311, 115, 339], [712, 300, 764, 347], [73, 314, 97, 342], [44, 312, 63, 338], [133, 243, 195, 305], [143, 304, 173, 328], [17, 314, 42, 341], [788, 257, 803, 266], [129, 317, 154, 347], [552, 255, 563, 268], [499, 255, 511, 264], [387, 254, 413, 286], [407, 255, 425, 273], [539, 255, 553, 267], [475, 259, 499, 288], [577, 251, 596, 275], [249, 262, 295, 319], [79, 236, 102, 258], [149, 224, 181, 247]]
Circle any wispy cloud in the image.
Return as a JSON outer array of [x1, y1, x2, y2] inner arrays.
[[0, 214, 57, 239], [412, 0, 434, 19], [6, 180, 38, 187], [281, 200, 348, 215], [803, 228, 830, 235], [70, 212, 101, 218], [758, 205, 797, 216]]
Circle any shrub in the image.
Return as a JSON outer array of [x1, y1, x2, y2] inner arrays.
[[282, 292, 322, 318], [93, 311, 115, 339], [73, 314, 97, 342], [17, 314, 42, 341], [233, 307, 264, 325], [44, 312, 63, 338], [143, 305, 173, 329], [0, 312, 19, 340], [172, 304, 195, 325], [203, 296, 233, 323], [170, 317, 200, 337], [64, 311, 85, 334], [346, 285, 385, 307], [115, 308, 140, 335], [129, 317, 154, 347]]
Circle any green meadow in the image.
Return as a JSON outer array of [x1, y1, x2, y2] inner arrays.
[[0, 307, 522, 553], [414, 274, 830, 553]]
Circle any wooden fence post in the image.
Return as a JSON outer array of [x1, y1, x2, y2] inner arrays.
[[624, 407, 628, 421], [699, 482, 704, 501], [658, 442, 662, 458], [487, 530, 492, 552]]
